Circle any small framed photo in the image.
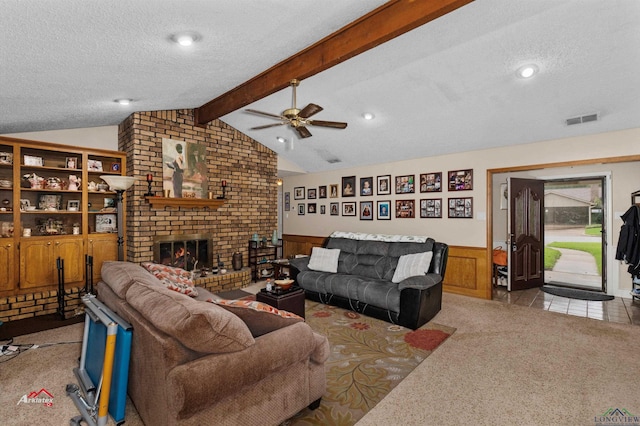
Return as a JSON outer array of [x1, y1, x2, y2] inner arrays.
[[342, 176, 356, 197], [360, 177, 373, 196], [377, 200, 391, 220], [360, 201, 373, 220], [284, 192, 290, 211], [66, 157, 78, 169], [330, 202, 339, 216], [308, 203, 317, 213], [329, 184, 339, 198], [104, 197, 116, 208], [24, 155, 44, 166], [420, 198, 442, 218], [342, 201, 356, 216], [66, 199, 81, 211], [298, 203, 305, 215], [96, 214, 117, 233], [111, 162, 121, 172], [395, 175, 415, 194], [448, 169, 473, 191], [38, 194, 62, 210], [377, 175, 391, 195], [320, 205, 326, 214], [420, 172, 442, 192], [307, 188, 317, 199], [448, 197, 473, 218], [87, 159, 103, 172], [294, 187, 305, 200], [318, 186, 327, 199], [395, 199, 415, 218]]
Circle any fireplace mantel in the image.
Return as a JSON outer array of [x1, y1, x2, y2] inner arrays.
[[145, 196, 226, 210]]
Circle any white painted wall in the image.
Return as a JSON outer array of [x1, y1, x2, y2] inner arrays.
[[2, 126, 118, 151], [282, 127, 640, 297]]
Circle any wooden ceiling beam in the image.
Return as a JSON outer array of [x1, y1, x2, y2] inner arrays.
[[194, 0, 473, 126]]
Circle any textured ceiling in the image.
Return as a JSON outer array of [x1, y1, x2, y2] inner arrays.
[[2, 1, 639, 174]]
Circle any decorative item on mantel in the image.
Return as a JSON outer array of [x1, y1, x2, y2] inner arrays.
[[271, 230, 278, 245], [217, 179, 228, 199], [145, 173, 154, 196]]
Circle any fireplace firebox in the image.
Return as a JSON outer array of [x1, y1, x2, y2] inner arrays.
[[153, 234, 213, 272]]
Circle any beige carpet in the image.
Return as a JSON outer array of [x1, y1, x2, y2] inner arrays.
[[2, 293, 639, 425], [357, 293, 640, 426]]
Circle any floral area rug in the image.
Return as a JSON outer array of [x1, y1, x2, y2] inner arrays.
[[285, 300, 455, 426]]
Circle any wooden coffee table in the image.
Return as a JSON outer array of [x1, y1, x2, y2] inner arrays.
[[256, 287, 305, 319]]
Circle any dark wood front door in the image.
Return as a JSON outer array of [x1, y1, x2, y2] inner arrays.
[[508, 178, 545, 291]]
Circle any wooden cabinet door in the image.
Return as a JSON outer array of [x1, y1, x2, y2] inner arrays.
[[87, 234, 118, 283], [55, 237, 84, 284], [20, 238, 55, 288], [0, 239, 16, 291]]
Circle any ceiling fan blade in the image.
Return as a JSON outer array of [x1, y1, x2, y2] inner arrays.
[[245, 109, 284, 119], [295, 126, 312, 139], [308, 119, 348, 129], [250, 122, 287, 130], [298, 103, 323, 119]]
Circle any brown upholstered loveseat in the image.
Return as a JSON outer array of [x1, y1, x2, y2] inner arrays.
[[97, 261, 329, 426]]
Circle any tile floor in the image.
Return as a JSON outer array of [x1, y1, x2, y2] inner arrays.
[[492, 286, 640, 325]]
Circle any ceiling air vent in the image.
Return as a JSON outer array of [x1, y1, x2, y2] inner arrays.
[[566, 113, 599, 126]]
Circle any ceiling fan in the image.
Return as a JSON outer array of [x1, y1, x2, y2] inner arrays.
[[245, 79, 348, 139]]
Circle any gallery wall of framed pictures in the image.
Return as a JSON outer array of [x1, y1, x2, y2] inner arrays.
[[284, 168, 474, 221]]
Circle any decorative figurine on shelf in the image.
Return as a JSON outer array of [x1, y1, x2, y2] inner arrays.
[[23, 173, 44, 189], [271, 230, 278, 245], [46, 177, 62, 189], [68, 175, 80, 191], [261, 236, 267, 248]]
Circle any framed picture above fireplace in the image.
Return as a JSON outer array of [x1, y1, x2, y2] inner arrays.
[[162, 138, 208, 199]]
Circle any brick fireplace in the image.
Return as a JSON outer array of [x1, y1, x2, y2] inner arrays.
[[118, 109, 278, 293]]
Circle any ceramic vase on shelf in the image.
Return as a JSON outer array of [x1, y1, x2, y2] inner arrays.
[[271, 230, 278, 245]]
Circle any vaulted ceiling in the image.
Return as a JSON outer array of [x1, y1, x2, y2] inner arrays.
[[2, 1, 639, 174]]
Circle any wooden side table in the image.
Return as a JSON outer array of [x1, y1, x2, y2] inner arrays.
[[256, 287, 306, 319]]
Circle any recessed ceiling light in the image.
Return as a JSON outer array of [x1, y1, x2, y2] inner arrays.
[[114, 99, 132, 105], [516, 64, 539, 79], [362, 112, 375, 120], [170, 32, 201, 47], [276, 136, 286, 143]]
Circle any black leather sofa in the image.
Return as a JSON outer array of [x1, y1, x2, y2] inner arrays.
[[289, 234, 448, 330]]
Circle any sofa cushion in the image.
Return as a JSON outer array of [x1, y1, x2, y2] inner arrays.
[[210, 299, 303, 337], [127, 281, 254, 353], [307, 247, 341, 273], [141, 262, 199, 297], [391, 251, 434, 283], [101, 261, 163, 298]]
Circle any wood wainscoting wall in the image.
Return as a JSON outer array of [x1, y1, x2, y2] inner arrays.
[[444, 246, 490, 299], [282, 234, 491, 300], [282, 234, 327, 258]]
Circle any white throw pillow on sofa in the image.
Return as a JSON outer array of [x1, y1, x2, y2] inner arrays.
[[392, 251, 433, 283], [307, 247, 341, 273]]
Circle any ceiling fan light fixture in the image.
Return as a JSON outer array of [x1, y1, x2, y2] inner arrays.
[[362, 112, 375, 120], [170, 32, 201, 47], [516, 64, 539, 79]]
